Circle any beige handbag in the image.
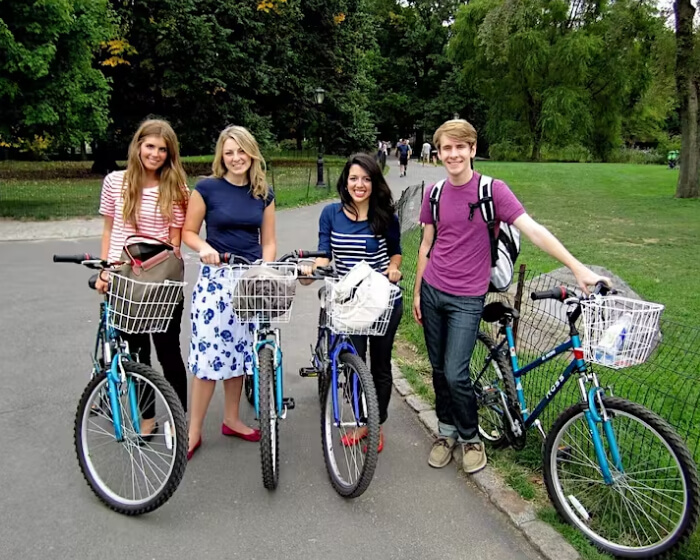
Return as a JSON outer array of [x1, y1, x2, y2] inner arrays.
[[108, 235, 185, 333]]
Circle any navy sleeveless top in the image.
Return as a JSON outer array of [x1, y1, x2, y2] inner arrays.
[[195, 177, 275, 262]]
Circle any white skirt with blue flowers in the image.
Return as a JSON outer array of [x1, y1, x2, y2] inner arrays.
[[188, 264, 256, 381]]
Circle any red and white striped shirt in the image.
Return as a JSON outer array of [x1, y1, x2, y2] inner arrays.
[[99, 170, 187, 262]]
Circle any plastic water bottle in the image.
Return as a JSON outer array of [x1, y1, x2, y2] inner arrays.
[[594, 314, 633, 366]]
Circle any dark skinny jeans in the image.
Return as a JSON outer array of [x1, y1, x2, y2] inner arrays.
[[350, 297, 404, 424], [420, 280, 484, 443], [122, 300, 188, 419]]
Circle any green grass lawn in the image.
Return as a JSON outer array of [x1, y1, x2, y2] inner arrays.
[[0, 161, 344, 219], [396, 162, 700, 560]]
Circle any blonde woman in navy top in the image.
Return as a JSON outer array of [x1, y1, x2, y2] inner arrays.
[[182, 126, 276, 460], [306, 153, 402, 453]]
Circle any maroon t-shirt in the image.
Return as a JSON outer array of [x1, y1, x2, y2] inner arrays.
[[419, 172, 525, 296]]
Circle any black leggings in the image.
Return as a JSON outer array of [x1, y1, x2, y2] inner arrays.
[[350, 298, 403, 424], [121, 300, 187, 419]]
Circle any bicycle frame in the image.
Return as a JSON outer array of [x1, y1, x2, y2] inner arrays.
[[493, 314, 623, 484]]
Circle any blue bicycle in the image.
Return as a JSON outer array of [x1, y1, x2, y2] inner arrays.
[[54, 254, 188, 514], [470, 284, 699, 557], [298, 256, 400, 498], [220, 252, 302, 490]]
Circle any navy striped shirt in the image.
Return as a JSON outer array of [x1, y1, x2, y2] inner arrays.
[[318, 203, 402, 275]]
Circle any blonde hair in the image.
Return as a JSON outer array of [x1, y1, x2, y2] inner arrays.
[[212, 125, 269, 199], [122, 119, 189, 227], [433, 119, 478, 150]]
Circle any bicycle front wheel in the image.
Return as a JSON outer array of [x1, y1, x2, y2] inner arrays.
[[321, 352, 379, 498], [258, 347, 279, 490], [74, 361, 187, 514], [544, 396, 699, 558]]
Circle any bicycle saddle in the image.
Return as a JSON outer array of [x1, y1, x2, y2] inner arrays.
[[88, 273, 98, 290], [481, 301, 519, 323]]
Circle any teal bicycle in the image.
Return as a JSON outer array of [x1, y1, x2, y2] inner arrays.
[[54, 254, 188, 514], [470, 284, 699, 558], [220, 252, 303, 490]]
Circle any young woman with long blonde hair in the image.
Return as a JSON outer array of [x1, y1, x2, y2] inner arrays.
[[96, 118, 190, 435], [182, 125, 276, 460]]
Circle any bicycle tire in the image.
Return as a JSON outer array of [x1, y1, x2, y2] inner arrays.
[[321, 352, 379, 498], [470, 331, 511, 446], [258, 347, 279, 490], [543, 396, 699, 558], [74, 361, 187, 515], [244, 373, 255, 407], [316, 307, 329, 405]]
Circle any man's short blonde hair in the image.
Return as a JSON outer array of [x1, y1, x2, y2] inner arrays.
[[433, 119, 477, 150]]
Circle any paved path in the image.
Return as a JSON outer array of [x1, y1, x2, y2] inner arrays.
[[0, 161, 542, 560]]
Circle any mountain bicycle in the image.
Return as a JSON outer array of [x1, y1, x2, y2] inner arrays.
[[53, 254, 188, 514], [470, 283, 699, 557], [298, 256, 401, 498], [218, 252, 302, 490]]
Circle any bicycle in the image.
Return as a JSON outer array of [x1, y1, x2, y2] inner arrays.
[[53, 254, 188, 514], [217, 252, 300, 490], [298, 255, 401, 498], [469, 283, 699, 557]]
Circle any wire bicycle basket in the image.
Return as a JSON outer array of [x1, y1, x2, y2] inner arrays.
[[107, 275, 186, 334], [227, 263, 298, 323], [323, 278, 402, 337], [580, 294, 664, 369]]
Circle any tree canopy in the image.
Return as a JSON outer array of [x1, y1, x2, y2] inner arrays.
[[0, 0, 689, 189]]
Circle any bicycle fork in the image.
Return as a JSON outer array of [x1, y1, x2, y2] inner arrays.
[[577, 372, 623, 484], [330, 344, 365, 429], [106, 349, 137, 442], [254, 329, 294, 421]]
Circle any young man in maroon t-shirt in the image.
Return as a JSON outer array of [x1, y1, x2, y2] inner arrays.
[[413, 119, 609, 473]]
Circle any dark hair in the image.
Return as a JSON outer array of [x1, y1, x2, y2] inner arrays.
[[337, 153, 396, 236]]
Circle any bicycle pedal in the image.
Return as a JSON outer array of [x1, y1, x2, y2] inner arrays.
[[482, 387, 502, 405], [299, 367, 318, 378], [283, 397, 295, 410]]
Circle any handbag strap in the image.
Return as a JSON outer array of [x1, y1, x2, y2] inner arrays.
[[123, 234, 174, 264]]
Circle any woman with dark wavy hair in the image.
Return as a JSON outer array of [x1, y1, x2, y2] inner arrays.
[[304, 152, 403, 453]]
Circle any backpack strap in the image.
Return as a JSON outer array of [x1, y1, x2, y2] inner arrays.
[[429, 179, 446, 224], [426, 179, 446, 258], [477, 175, 498, 267]]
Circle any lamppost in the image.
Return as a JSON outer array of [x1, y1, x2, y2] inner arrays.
[[314, 87, 326, 188]]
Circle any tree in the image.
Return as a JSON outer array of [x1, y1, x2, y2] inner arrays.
[[0, 0, 113, 154], [674, 0, 700, 198], [449, 0, 665, 161], [368, 0, 460, 145]]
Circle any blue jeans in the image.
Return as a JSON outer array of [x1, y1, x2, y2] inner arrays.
[[420, 280, 484, 443]]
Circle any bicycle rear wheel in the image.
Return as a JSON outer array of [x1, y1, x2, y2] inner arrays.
[[544, 396, 699, 558], [321, 352, 379, 498], [74, 361, 187, 514], [469, 332, 510, 446], [258, 347, 279, 490], [244, 373, 255, 407]]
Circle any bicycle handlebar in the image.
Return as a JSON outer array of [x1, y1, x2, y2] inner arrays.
[[53, 254, 95, 264], [530, 281, 611, 302], [215, 250, 330, 266], [531, 286, 572, 302]]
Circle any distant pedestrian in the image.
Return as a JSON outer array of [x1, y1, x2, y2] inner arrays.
[[421, 141, 431, 166], [397, 139, 411, 177]]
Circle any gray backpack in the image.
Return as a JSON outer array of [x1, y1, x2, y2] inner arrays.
[[428, 174, 520, 292]]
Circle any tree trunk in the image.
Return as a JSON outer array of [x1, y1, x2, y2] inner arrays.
[[91, 142, 120, 175], [674, 0, 700, 198]]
